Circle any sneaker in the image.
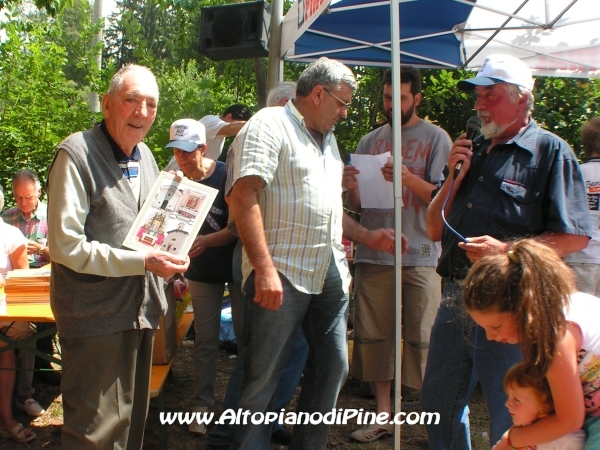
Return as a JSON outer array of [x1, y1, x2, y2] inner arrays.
[[349, 423, 394, 442], [15, 398, 45, 417], [189, 406, 209, 434]]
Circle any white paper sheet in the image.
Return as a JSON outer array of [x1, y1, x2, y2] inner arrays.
[[351, 151, 394, 209]]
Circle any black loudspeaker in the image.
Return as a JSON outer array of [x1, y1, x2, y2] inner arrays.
[[199, 1, 271, 61]]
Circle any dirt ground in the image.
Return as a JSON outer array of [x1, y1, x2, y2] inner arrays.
[[1, 336, 491, 450]]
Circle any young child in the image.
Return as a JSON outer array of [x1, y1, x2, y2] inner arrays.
[[504, 361, 585, 449], [462, 239, 600, 450]]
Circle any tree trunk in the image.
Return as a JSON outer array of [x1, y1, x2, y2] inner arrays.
[[254, 58, 267, 109]]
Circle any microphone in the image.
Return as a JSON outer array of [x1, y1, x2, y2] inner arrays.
[[453, 116, 482, 179]]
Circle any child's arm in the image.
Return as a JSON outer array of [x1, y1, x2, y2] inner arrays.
[[495, 325, 584, 449]]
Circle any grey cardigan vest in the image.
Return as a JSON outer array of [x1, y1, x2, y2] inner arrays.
[[49, 125, 166, 338]]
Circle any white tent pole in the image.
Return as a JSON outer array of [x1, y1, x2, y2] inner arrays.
[[390, 0, 402, 448], [89, 0, 103, 113], [268, 0, 284, 90]]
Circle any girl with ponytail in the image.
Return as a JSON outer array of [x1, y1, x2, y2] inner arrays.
[[463, 239, 600, 450]]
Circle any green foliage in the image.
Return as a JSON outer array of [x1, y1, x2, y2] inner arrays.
[[103, 0, 202, 69], [145, 61, 258, 168], [55, 0, 101, 85], [334, 66, 386, 158], [533, 77, 600, 159], [0, 0, 69, 16], [420, 69, 475, 140], [0, 11, 99, 205]]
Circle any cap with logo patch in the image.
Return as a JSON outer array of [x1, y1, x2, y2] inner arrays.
[[165, 119, 206, 152]]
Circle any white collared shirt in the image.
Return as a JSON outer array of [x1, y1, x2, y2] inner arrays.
[[230, 101, 350, 295]]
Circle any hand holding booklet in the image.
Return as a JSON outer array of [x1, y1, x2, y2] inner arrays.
[[123, 171, 218, 257]]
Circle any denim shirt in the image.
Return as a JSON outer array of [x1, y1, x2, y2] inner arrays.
[[437, 119, 591, 279]]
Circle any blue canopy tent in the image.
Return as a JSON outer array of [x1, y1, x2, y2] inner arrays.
[[281, 0, 474, 68], [282, 0, 600, 76]]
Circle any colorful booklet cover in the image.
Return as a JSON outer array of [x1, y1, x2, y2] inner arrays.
[[123, 171, 218, 257]]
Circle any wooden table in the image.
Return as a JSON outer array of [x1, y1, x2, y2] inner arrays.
[[0, 299, 60, 365], [0, 301, 55, 322]]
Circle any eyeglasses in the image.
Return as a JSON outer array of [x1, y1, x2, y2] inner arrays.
[[323, 87, 351, 110]]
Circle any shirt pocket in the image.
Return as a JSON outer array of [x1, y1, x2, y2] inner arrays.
[[490, 180, 542, 235]]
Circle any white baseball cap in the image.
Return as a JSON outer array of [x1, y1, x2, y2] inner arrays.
[[165, 119, 206, 152], [457, 54, 534, 91]]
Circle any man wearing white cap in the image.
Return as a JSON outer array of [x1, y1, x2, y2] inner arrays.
[[165, 119, 239, 435], [422, 54, 591, 449]]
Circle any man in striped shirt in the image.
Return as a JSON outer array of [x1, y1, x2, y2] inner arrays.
[[227, 57, 396, 450]]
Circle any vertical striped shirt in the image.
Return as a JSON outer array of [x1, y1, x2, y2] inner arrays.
[[231, 101, 350, 295]]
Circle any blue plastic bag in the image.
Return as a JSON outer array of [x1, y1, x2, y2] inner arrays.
[[219, 303, 237, 352]]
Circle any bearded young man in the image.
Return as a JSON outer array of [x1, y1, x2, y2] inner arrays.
[[422, 54, 591, 450], [343, 67, 451, 442]]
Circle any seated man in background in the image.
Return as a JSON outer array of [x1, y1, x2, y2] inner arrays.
[[1, 170, 50, 268], [1, 170, 55, 414], [0, 186, 38, 442]]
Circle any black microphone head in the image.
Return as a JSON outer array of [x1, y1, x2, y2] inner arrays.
[[466, 116, 482, 140]]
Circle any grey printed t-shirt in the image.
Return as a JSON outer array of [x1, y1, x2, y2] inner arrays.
[[353, 120, 451, 267]]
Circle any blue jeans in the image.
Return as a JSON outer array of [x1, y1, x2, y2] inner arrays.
[[208, 328, 308, 446], [208, 242, 309, 447], [421, 280, 522, 449], [231, 254, 349, 450]]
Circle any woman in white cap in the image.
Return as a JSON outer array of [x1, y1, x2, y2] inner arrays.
[[165, 118, 239, 434]]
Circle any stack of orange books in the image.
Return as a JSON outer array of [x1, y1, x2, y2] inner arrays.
[[4, 267, 51, 304]]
